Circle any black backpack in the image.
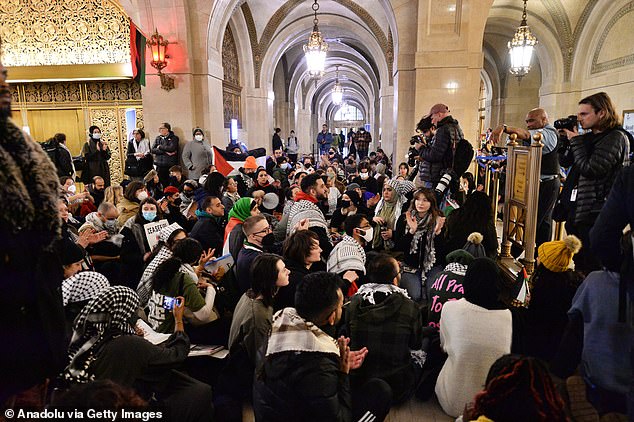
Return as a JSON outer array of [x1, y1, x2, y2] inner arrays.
[[446, 126, 474, 176], [40, 139, 61, 169]]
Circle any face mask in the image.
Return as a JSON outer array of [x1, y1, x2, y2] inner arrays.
[[195, 134, 204, 141], [340, 200, 351, 208], [327, 172, 336, 179], [360, 172, 369, 180], [142, 211, 157, 222], [104, 220, 117, 232], [284, 163, 292, 170], [174, 198, 182, 206], [136, 191, 149, 201], [92, 133, 101, 140], [360, 227, 374, 243], [260, 233, 276, 249], [67, 184, 77, 193], [183, 190, 194, 198]]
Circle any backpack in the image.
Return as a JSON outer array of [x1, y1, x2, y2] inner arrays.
[[40, 140, 61, 169], [447, 127, 474, 176]]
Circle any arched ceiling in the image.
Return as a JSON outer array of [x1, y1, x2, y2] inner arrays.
[[229, 0, 396, 122]]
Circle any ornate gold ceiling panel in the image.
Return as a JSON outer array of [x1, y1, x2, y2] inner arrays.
[[0, 0, 131, 67]]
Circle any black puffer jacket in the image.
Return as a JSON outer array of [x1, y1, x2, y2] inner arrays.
[[419, 116, 463, 184], [151, 132, 179, 167], [569, 127, 628, 224], [253, 351, 352, 422]]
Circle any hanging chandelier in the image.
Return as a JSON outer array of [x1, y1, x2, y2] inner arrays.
[[508, 0, 538, 82], [331, 65, 343, 105], [303, 0, 328, 78]]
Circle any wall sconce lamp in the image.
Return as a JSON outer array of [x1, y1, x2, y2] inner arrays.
[[147, 29, 175, 91]]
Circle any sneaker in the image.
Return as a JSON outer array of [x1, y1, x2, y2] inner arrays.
[[566, 376, 599, 422]]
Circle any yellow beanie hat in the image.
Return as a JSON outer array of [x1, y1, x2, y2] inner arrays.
[[538, 235, 582, 272]]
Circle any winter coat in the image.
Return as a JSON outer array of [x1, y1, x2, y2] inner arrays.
[[569, 127, 628, 224], [189, 214, 225, 254], [419, 116, 463, 184], [253, 351, 352, 422], [125, 139, 153, 178], [81, 138, 111, 185], [151, 132, 179, 168], [182, 139, 213, 180]]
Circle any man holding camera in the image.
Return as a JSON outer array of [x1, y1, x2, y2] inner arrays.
[[418, 104, 463, 189], [411, 115, 436, 188], [491, 108, 559, 249], [559, 92, 629, 273]]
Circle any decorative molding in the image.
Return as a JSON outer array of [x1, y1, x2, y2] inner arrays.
[[9, 80, 142, 107], [0, 0, 130, 67], [222, 25, 242, 127], [591, 2, 634, 74], [240, 3, 261, 88]]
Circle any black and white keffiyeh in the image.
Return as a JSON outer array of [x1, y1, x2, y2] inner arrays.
[[62, 271, 110, 306], [64, 286, 139, 383], [286, 199, 330, 237], [137, 245, 173, 306], [355, 283, 411, 305]]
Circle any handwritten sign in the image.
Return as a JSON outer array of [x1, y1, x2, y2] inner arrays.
[[144, 219, 169, 250]]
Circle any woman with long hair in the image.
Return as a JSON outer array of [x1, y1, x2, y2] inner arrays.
[[464, 354, 567, 422], [393, 188, 443, 303], [372, 179, 407, 251], [147, 238, 217, 333], [330, 189, 372, 234], [136, 223, 187, 307], [435, 258, 513, 418], [216, 254, 290, 419], [221, 177, 240, 219], [442, 191, 498, 263]]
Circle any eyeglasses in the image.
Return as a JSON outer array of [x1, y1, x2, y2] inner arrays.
[[252, 226, 272, 236]]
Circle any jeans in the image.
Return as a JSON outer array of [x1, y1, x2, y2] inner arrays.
[[400, 270, 425, 304]]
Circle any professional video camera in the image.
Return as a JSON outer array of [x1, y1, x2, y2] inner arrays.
[[554, 115, 577, 131], [409, 134, 424, 145]]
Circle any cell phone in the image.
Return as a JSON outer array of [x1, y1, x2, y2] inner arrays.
[[162, 296, 182, 311], [380, 225, 388, 233]]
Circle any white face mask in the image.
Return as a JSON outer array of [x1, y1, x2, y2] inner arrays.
[[195, 134, 204, 141], [360, 227, 374, 243], [67, 184, 77, 193], [92, 133, 101, 140], [136, 191, 149, 201], [360, 172, 369, 180]]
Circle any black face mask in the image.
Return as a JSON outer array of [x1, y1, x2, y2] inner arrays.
[[261, 233, 276, 250], [340, 200, 351, 208], [183, 191, 194, 198], [173, 198, 182, 206]]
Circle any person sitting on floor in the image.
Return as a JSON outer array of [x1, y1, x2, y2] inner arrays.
[[64, 286, 213, 422], [342, 253, 424, 404], [253, 272, 393, 422]]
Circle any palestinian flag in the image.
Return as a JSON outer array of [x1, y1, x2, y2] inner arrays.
[[130, 20, 146, 86], [212, 146, 267, 176]]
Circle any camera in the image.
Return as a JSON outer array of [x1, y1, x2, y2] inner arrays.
[[554, 115, 577, 131], [162, 296, 181, 311], [410, 135, 423, 145]]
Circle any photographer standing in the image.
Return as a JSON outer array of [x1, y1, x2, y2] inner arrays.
[[419, 104, 463, 189], [491, 108, 559, 250], [412, 115, 436, 188], [560, 92, 629, 273]]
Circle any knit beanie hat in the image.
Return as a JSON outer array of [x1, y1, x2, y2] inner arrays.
[[158, 222, 184, 243], [538, 235, 582, 272], [446, 249, 475, 266], [244, 156, 258, 170], [344, 190, 361, 207], [462, 232, 487, 258], [193, 127, 204, 137], [327, 238, 366, 275]]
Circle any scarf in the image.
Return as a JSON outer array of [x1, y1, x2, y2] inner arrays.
[[355, 283, 410, 305], [294, 191, 318, 203], [223, 191, 240, 205], [62, 271, 111, 306], [228, 197, 255, 222], [65, 286, 139, 383], [372, 182, 402, 248], [195, 209, 223, 224], [408, 210, 436, 283], [266, 308, 340, 357], [137, 245, 173, 306]]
